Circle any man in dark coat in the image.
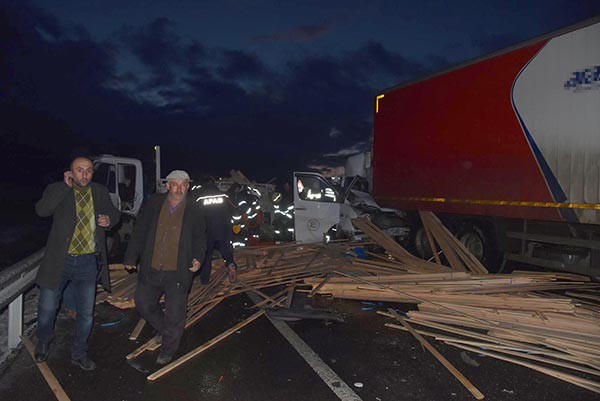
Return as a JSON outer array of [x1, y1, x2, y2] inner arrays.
[[124, 170, 206, 365], [34, 156, 120, 370], [194, 179, 236, 285]]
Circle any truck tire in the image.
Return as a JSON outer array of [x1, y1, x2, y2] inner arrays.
[[457, 221, 500, 268], [414, 226, 434, 260], [458, 225, 486, 262], [415, 219, 498, 268]]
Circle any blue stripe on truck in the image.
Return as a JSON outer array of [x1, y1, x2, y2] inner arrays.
[[512, 97, 579, 223]]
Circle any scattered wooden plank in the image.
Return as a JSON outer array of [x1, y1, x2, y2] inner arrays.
[[126, 337, 158, 360], [251, 287, 289, 309], [351, 217, 449, 272], [94, 221, 600, 396], [423, 219, 442, 265], [419, 211, 488, 274], [308, 275, 331, 297], [387, 310, 485, 400], [21, 336, 71, 401], [451, 343, 600, 394], [129, 318, 146, 341], [147, 310, 266, 381], [285, 285, 295, 308]]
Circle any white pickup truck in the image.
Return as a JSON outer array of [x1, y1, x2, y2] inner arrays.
[[293, 153, 409, 244]]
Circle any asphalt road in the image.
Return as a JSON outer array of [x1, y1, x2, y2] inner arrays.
[[0, 288, 597, 401]]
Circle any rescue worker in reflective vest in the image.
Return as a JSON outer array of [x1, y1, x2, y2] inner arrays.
[[194, 179, 237, 284], [227, 183, 262, 246], [272, 181, 295, 242], [226, 183, 247, 247]]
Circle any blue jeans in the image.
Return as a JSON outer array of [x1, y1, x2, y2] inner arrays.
[[37, 254, 98, 360], [62, 283, 76, 311]]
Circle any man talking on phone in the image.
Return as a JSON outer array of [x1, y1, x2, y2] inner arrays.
[[34, 156, 120, 370]]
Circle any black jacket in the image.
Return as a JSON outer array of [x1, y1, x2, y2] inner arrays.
[[123, 193, 206, 291], [194, 183, 232, 240], [35, 182, 121, 291]]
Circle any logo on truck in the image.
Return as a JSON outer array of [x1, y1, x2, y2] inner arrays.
[[564, 66, 600, 91]]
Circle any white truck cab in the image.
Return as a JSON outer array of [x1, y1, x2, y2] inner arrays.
[[293, 170, 409, 244], [293, 172, 343, 243], [92, 155, 144, 217]]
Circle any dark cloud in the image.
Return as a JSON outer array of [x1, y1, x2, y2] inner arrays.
[[107, 70, 140, 88], [2, 4, 117, 112], [217, 49, 268, 81], [184, 40, 206, 70], [1, 2, 433, 185], [0, 3, 159, 148], [281, 42, 433, 169], [119, 17, 184, 87], [6, 2, 64, 41], [251, 20, 333, 42], [184, 77, 251, 113], [352, 41, 425, 78], [283, 55, 368, 116]]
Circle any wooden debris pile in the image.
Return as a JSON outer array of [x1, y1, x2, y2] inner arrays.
[[96, 264, 137, 308], [109, 240, 363, 378], [379, 286, 600, 394], [99, 240, 360, 310], [295, 214, 600, 396], [303, 271, 597, 304], [348, 213, 600, 395], [94, 210, 600, 395]]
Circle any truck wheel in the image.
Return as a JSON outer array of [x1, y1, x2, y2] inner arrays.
[[458, 224, 486, 262], [414, 227, 433, 260]]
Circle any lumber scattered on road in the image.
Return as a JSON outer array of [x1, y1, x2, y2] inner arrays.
[[21, 335, 71, 401], [94, 211, 600, 395]]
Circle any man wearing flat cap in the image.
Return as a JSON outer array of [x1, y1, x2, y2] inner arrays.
[[124, 170, 206, 364]]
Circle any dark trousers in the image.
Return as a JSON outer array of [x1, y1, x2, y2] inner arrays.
[[134, 268, 188, 355], [199, 236, 233, 284], [37, 254, 97, 360]]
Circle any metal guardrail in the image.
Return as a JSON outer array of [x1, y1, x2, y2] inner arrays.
[[0, 248, 44, 350]]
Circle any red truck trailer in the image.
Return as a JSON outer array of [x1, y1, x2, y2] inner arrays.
[[372, 17, 600, 275]]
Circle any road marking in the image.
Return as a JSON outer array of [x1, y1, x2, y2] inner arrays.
[[247, 293, 362, 401]]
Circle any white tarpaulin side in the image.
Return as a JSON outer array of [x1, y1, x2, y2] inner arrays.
[[513, 21, 600, 224]]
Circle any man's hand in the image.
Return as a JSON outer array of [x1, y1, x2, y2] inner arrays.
[[124, 265, 137, 272], [97, 214, 111, 228], [64, 171, 73, 187], [189, 258, 201, 272]]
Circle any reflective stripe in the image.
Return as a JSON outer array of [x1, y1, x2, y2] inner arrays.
[[382, 196, 600, 210]]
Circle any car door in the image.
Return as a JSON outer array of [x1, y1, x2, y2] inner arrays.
[[293, 172, 341, 243]]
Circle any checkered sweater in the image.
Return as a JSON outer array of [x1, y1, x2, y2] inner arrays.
[[68, 186, 96, 254]]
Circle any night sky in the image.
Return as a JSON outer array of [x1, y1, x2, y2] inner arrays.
[[1, 0, 600, 209]]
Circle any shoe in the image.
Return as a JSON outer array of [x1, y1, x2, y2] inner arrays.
[[156, 351, 174, 365], [71, 356, 96, 371], [34, 342, 50, 363]]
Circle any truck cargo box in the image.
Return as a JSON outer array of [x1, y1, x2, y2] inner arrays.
[[373, 18, 600, 225]]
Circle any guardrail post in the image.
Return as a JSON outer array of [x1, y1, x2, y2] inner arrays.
[[8, 294, 23, 349], [1, 248, 44, 352]]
